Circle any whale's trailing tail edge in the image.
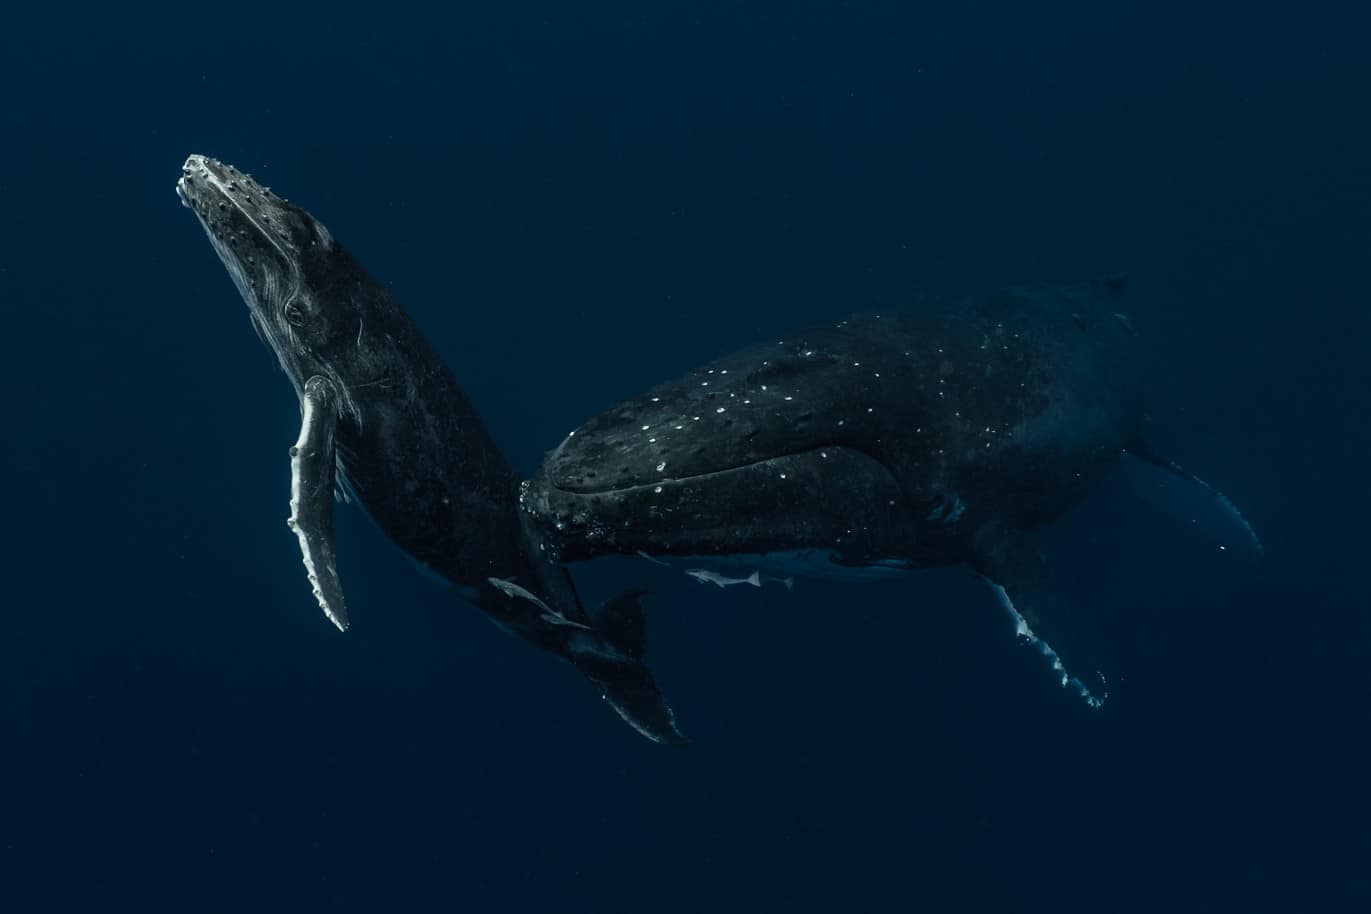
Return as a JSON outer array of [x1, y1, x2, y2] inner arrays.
[[1125, 436, 1264, 559], [574, 591, 689, 746]]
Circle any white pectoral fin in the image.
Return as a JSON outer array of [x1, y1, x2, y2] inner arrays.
[[288, 376, 349, 632]]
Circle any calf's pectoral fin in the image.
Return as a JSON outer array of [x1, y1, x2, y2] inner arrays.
[[970, 522, 1107, 709], [288, 375, 349, 632]]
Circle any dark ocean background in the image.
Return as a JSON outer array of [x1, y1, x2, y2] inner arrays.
[[2, 2, 1367, 911]]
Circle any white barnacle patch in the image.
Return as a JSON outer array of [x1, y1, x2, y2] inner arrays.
[[716, 407, 726, 413], [656, 461, 667, 472], [983, 579, 1106, 709]]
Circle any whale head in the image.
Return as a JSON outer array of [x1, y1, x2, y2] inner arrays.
[[177, 154, 383, 415]]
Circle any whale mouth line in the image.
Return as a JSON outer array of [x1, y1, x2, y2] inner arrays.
[[550, 442, 879, 497]]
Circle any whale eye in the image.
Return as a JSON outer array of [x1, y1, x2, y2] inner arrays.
[[284, 301, 305, 326]]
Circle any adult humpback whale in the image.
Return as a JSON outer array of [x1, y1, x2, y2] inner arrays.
[[176, 155, 685, 743], [521, 281, 1260, 706]]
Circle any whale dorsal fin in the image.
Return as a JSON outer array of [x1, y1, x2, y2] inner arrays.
[[287, 376, 349, 632], [1096, 273, 1129, 298]]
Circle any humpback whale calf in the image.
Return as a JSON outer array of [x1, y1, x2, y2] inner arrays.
[[176, 155, 684, 743], [521, 280, 1260, 707]]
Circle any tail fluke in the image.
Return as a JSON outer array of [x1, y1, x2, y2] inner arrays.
[[1126, 437, 1263, 558], [574, 590, 689, 745], [599, 663, 689, 745], [597, 589, 648, 658]]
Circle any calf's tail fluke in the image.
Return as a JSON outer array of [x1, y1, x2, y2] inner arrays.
[[573, 591, 689, 745]]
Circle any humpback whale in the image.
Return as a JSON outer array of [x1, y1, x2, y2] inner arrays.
[[521, 281, 1260, 706], [176, 155, 685, 743]]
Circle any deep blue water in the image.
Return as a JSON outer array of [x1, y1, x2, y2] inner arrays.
[[2, 2, 1368, 911]]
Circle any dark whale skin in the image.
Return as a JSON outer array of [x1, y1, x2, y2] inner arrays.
[[523, 280, 1144, 572]]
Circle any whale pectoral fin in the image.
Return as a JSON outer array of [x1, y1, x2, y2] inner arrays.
[[288, 376, 349, 632], [970, 523, 1107, 709]]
